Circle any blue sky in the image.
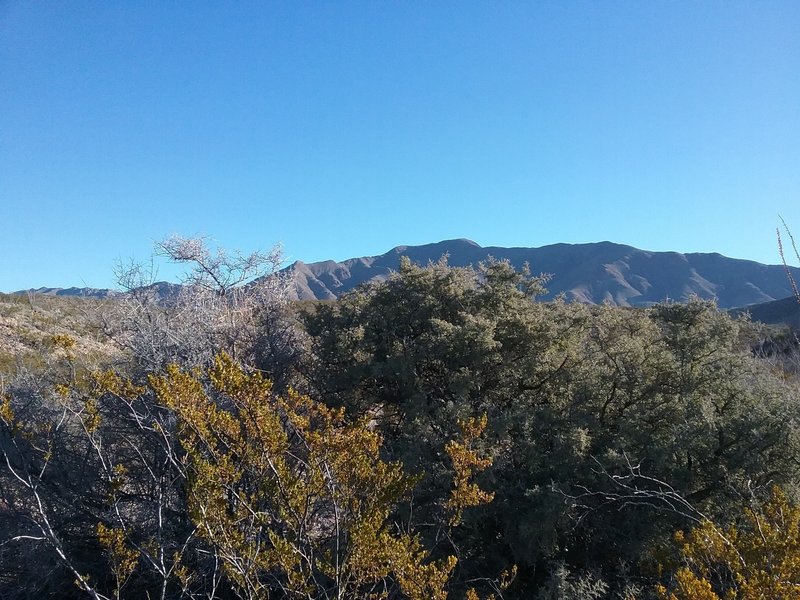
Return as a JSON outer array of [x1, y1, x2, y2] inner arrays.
[[2, 2, 799, 291]]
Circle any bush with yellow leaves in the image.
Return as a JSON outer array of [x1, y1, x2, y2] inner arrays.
[[657, 486, 800, 600], [0, 351, 497, 599], [153, 353, 461, 599]]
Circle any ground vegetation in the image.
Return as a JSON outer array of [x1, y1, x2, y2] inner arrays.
[[2, 245, 800, 598]]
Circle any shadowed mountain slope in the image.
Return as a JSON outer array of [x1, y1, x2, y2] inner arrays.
[[730, 296, 800, 328], [286, 239, 800, 309]]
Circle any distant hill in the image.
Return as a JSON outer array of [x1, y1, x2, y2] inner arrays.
[[730, 295, 800, 328], [13, 286, 120, 299], [286, 239, 800, 309], [12, 282, 182, 301]]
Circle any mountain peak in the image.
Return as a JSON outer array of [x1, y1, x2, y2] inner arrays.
[[445, 238, 481, 247], [390, 238, 481, 255]]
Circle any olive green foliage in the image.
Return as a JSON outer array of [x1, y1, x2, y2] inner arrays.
[[302, 257, 800, 595]]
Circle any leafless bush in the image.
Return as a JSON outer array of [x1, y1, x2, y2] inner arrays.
[[101, 236, 303, 380]]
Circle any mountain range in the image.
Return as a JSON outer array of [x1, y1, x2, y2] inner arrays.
[[13, 239, 800, 313], [288, 238, 800, 309]]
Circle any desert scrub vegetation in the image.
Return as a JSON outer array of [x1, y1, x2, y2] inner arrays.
[[2, 250, 800, 598], [0, 293, 118, 378]]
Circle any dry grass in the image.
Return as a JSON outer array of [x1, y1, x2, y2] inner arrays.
[[0, 293, 120, 376]]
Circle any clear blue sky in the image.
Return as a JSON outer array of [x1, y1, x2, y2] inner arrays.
[[2, 2, 799, 291]]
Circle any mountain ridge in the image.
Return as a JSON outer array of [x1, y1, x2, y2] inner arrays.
[[286, 238, 800, 309], [11, 239, 800, 311]]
